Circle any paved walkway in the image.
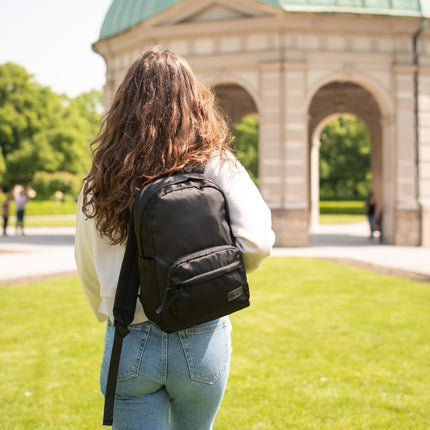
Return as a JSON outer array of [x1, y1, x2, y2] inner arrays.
[[0, 222, 429, 285], [273, 222, 430, 282], [0, 227, 76, 285]]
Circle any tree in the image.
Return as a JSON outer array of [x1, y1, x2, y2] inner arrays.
[[0, 63, 51, 166], [232, 115, 259, 184], [0, 62, 102, 191], [0, 151, 5, 185], [319, 115, 371, 199]]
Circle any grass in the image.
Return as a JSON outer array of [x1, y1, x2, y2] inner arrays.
[[1, 258, 429, 429], [2, 199, 367, 227], [319, 200, 365, 215], [319, 214, 366, 224], [3, 198, 78, 216], [7, 215, 76, 228], [2, 198, 78, 228]]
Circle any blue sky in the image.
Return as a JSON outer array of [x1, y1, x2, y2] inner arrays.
[[0, 0, 112, 97]]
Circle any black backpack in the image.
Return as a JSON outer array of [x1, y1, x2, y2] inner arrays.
[[103, 172, 249, 426]]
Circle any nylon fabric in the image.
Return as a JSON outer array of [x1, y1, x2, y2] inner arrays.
[[133, 173, 249, 333]]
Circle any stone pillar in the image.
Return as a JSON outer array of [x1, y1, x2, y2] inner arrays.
[[259, 63, 284, 209], [271, 208, 309, 246], [280, 61, 309, 245], [309, 131, 320, 231], [393, 65, 421, 245], [259, 63, 287, 245], [259, 61, 309, 246], [422, 206, 430, 246], [418, 69, 430, 246], [380, 116, 396, 244]]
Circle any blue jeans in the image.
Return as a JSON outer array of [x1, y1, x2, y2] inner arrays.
[[100, 317, 232, 430], [367, 213, 375, 236]]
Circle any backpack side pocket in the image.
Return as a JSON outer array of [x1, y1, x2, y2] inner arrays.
[[137, 257, 160, 323]]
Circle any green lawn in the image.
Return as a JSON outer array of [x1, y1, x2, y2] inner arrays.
[[3, 200, 367, 227], [1, 258, 429, 429], [8, 215, 76, 228], [3, 199, 78, 227], [319, 214, 366, 224], [319, 200, 365, 215]]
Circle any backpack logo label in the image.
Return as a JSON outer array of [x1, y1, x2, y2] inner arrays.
[[228, 286, 244, 302]]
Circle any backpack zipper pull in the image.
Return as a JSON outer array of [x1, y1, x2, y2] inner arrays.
[[156, 287, 183, 314], [156, 291, 169, 314]]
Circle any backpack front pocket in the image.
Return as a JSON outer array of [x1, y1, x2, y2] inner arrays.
[[160, 245, 249, 330]]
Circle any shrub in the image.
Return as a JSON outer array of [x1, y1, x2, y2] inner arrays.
[[32, 171, 82, 200], [319, 200, 365, 215]]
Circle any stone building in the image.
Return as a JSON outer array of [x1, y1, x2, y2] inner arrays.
[[93, 0, 430, 247]]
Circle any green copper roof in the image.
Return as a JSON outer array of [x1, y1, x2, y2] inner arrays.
[[100, 0, 181, 40], [271, 0, 425, 16], [99, 0, 428, 40]]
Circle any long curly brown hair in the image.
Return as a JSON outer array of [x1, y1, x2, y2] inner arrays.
[[82, 47, 233, 245]]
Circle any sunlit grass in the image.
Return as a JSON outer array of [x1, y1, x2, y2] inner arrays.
[[1, 258, 429, 429], [7, 215, 76, 228], [2, 201, 366, 227], [319, 214, 366, 224]]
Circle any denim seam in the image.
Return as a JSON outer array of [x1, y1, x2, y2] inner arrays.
[[117, 325, 152, 382], [179, 319, 227, 334], [161, 332, 168, 385]]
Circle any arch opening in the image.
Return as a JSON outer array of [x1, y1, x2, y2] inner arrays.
[[213, 83, 259, 184], [308, 81, 383, 240], [213, 83, 258, 125]]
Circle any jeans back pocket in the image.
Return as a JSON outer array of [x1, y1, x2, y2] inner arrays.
[[102, 321, 152, 382], [178, 319, 232, 384]]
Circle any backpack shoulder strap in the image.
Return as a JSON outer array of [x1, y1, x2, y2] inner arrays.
[[103, 210, 140, 426], [112, 210, 140, 326]]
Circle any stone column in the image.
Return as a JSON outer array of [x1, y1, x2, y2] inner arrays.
[[418, 68, 430, 246], [258, 63, 286, 245], [259, 62, 289, 246], [393, 65, 421, 245], [309, 130, 320, 231], [259, 63, 284, 207], [259, 60, 309, 246], [277, 61, 309, 246], [380, 115, 396, 244]]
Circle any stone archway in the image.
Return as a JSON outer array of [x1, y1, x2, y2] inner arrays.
[[212, 83, 258, 125], [308, 81, 383, 237], [94, 0, 430, 247]]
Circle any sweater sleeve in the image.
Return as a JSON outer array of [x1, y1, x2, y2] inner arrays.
[[74, 191, 106, 322], [204, 156, 275, 273]]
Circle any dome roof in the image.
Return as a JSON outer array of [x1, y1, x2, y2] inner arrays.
[[99, 0, 428, 41], [99, 0, 181, 40]]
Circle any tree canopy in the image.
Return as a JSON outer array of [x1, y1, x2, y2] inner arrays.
[[0, 62, 102, 192], [0, 65, 371, 201], [319, 114, 371, 199], [230, 113, 372, 199], [232, 115, 259, 184]]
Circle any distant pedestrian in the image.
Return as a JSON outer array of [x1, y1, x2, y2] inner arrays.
[[2, 191, 11, 236], [15, 190, 28, 235], [365, 192, 376, 238]]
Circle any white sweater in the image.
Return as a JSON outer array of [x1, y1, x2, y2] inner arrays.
[[74, 156, 275, 323]]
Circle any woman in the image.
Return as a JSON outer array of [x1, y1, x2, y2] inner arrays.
[[365, 191, 377, 238], [75, 47, 275, 430], [2, 191, 11, 236], [15, 189, 27, 235]]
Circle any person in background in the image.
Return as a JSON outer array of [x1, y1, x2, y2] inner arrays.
[[2, 191, 12, 236], [365, 191, 376, 238], [15, 189, 28, 235]]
